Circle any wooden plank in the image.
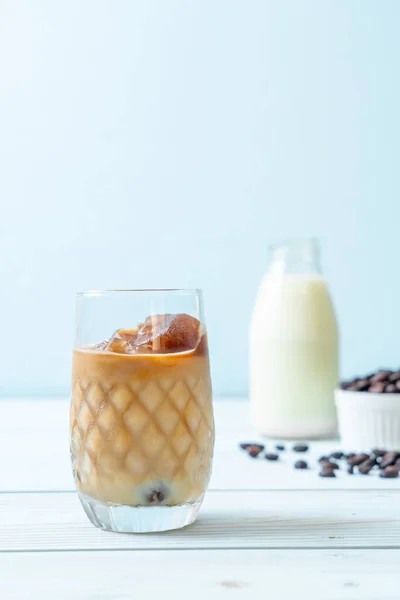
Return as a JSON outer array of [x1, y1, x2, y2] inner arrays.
[[3, 549, 400, 600], [2, 399, 400, 492], [1, 490, 400, 551]]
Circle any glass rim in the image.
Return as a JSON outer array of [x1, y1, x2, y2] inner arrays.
[[77, 288, 203, 297]]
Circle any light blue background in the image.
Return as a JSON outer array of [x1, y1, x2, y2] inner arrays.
[[0, 1, 399, 396]]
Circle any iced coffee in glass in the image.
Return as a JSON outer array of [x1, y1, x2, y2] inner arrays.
[[70, 289, 214, 533]]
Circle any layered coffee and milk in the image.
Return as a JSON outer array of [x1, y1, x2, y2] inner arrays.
[[70, 314, 214, 507]]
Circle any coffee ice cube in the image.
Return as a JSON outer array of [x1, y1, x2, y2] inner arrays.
[[134, 313, 201, 353], [96, 331, 133, 354], [108, 337, 130, 354]]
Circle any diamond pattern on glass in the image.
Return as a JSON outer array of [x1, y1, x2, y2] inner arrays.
[[123, 402, 148, 437], [110, 384, 133, 413], [70, 374, 214, 501]]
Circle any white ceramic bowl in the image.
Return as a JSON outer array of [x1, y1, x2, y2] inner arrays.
[[335, 388, 400, 452]]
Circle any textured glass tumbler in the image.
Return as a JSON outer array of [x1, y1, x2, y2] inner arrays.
[[70, 289, 214, 533]]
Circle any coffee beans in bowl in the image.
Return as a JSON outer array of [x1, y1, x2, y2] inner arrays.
[[341, 369, 400, 393], [336, 368, 400, 451]]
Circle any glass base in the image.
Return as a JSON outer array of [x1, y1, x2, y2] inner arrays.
[[78, 491, 204, 533]]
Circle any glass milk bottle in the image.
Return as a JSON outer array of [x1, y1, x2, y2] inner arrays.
[[250, 239, 339, 439]]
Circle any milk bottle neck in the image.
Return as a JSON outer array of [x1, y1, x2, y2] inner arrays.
[[268, 238, 322, 276]]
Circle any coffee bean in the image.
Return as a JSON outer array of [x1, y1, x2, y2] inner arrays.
[[294, 460, 308, 469], [347, 452, 356, 460], [358, 465, 371, 475], [240, 442, 264, 452], [369, 382, 386, 393], [148, 489, 165, 503], [357, 457, 377, 475], [380, 466, 399, 478], [330, 451, 344, 460], [341, 381, 352, 390], [145, 483, 168, 504], [265, 453, 279, 461], [395, 457, 400, 467], [365, 372, 378, 380], [319, 460, 339, 470], [320, 467, 336, 478], [326, 461, 340, 470], [293, 444, 309, 453], [370, 370, 393, 384], [372, 448, 387, 458], [275, 444, 285, 451], [348, 453, 370, 467], [380, 451, 400, 469], [389, 371, 400, 383], [353, 378, 370, 391], [247, 445, 264, 458], [385, 383, 397, 393], [347, 465, 354, 475], [318, 455, 330, 463]]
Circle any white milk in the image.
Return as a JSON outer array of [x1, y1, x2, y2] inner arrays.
[[250, 273, 339, 439]]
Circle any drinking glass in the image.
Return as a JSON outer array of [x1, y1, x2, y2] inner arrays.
[[70, 289, 214, 533]]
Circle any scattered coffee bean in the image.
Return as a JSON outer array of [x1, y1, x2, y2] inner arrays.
[[318, 455, 330, 463], [372, 448, 387, 458], [326, 461, 340, 470], [330, 451, 344, 460], [369, 382, 386, 393], [389, 371, 400, 383], [265, 453, 279, 461], [358, 465, 370, 475], [293, 444, 309, 453], [240, 441, 400, 481], [348, 453, 370, 467], [247, 445, 264, 458], [357, 457, 377, 475], [385, 383, 397, 393], [320, 467, 336, 478], [380, 466, 399, 478], [380, 451, 400, 469], [294, 460, 308, 469], [240, 442, 264, 452]]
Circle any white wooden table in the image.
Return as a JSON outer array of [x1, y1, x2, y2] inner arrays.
[[2, 398, 400, 599]]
